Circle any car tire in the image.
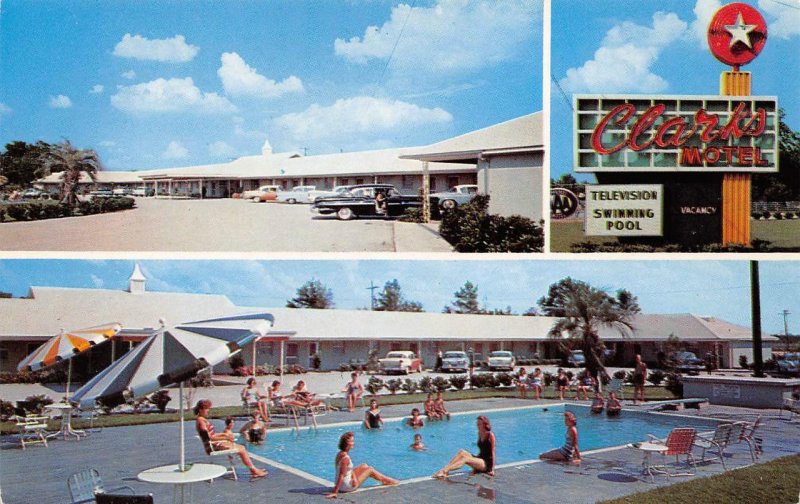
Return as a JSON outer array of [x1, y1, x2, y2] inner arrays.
[[287, 198, 297, 204], [337, 207, 354, 220], [251, 196, 260, 202], [441, 199, 457, 210]]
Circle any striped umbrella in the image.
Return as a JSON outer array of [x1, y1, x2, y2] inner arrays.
[[71, 312, 274, 471], [17, 323, 122, 400]]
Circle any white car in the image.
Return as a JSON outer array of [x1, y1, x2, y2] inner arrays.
[[112, 188, 133, 196], [431, 184, 479, 209], [487, 351, 515, 371], [241, 185, 280, 202], [378, 351, 423, 375], [276, 185, 316, 204], [440, 351, 469, 373], [307, 185, 350, 203]]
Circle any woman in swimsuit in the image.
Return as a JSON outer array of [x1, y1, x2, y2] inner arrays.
[[267, 380, 283, 407], [606, 391, 622, 417], [424, 393, 439, 421], [433, 415, 495, 479], [344, 372, 364, 412], [556, 368, 570, 400], [194, 399, 267, 479], [363, 399, 383, 429], [325, 432, 398, 499], [434, 391, 451, 420], [241, 377, 269, 420], [590, 391, 605, 414], [407, 408, 425, 428], [240, 411, 267, 444], [633, 354, 647, 404], [529, 367, 543, 400], [516, 367, 529, 398], [539, 411, 581, 464]]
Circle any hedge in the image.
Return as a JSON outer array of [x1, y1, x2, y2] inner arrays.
[[0, 197, 135, 222]]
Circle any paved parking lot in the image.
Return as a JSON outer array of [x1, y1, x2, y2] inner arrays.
[[0, 198, 453, 252]]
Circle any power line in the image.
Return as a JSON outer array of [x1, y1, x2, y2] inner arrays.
[[764, 0, 800, 11], [375, 0, 417, 90]]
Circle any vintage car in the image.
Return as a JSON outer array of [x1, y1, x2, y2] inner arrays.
[[430, 184, 479, 209], [241, 185, 280, 202], [777, 353, 800, 376], [88, 189, 114, 200], [112, 187, 133, 196], [276, 185, 316, 204], [307, 185, 351, 203], [20, 188, 49, 200], [567, 350, 586, 367], [487, 351, 515, 371], [439, 351, 468, 372], [311, 184, 425, 220], [131, 187, 155, 197], [378, 351, 423, 375], [670, 351, 705, 374]]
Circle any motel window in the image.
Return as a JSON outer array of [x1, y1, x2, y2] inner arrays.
[[265, 342, 274, 355], [332, 340, 345, 353], [341, 178, 349, 185], [26, 343, 40, 355], [356, 178, 364, 185], [402, 176, 413, 189], [474, 343, 483, 357], [390, 342, 401, 351], [0, 348, 7, 361], [287, 343, 298, 357], [447, 176, 459, 188], [490, 343, 500, 352], [429, 177, 437, 191], [409, 343, 418, 355], [309, 342, 317, 356]]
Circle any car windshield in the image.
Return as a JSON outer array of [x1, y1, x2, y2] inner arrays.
[[386, 352, 407, 359], [490, 352, 512, 358], [444, 352, 465, 359], [678, 352, 698, 360]]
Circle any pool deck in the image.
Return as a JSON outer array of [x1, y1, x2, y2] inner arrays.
[[2, 398, 799, 503]]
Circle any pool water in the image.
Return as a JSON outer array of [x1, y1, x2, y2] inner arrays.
[[249, 405, 717, 483]]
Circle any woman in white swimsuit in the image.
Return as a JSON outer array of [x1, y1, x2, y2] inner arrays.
[[325, 432, 398, 498]]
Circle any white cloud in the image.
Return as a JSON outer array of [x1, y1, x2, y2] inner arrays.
[[758, 0, 800, 39], [217, 52, 304, 99], [113, 33, 199, 62], [0, 102, 11, 116], [334, 0, 539, 75], [121, 70, 137, 80], [49, 95, 73, 108], [162, 141, 188, 159], [90, 84, 105, 94], [272, 96, 452, 143], [559, 12, 687, 93], [688, 0, 722, 47], [98, 140, 117, 147], [208, 141, 236, 158], [111, 77, 236, 114]]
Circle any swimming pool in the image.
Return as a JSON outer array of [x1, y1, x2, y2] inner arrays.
[[249, 405, 718, 484]]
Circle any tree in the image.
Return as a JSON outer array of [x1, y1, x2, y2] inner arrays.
[[0, 141, 52, 187], [443, 281, 482, 314], [752, 110, 800, 201], [374, 279, 423, 312], [40, 140, 103, 206], [286, 279, 334, 309], [537, 277, 640, 380]]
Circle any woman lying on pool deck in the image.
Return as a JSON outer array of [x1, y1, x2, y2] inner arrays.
[[325, 432, 398, 499], [432, 415, 495, 479], [539, 411, 581, 464]]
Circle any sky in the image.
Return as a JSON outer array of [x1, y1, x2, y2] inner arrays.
[[0, 0, 542, 171], [0, 259, 797, 335], [550, 0, 800, 180]]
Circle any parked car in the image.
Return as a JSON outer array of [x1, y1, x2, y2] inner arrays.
[[276, 185, 316, 204], [307, 185, 351, 203], [430, 184, 479, 209], [112, 188, 133, 196], [20, 188, 48, 200], [241, 185, 280, 202], [131, 187, 155, 197], [440, 351, 469, 373], [670, 351, 705, 374], [487, 351, 515, 371], [89, 189, 114, 200], [567, 350, 586, 367], [777, 353, 800, 376], [311, 184, 424, 220], [378, 351, 423, 375]]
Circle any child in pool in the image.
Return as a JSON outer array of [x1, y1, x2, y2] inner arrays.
[[410, 433, 426, 451]]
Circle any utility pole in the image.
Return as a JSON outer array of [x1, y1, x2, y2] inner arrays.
[[750, 261, 764, 377], [781, 309, 791, 346], [367, 281, 378, 310]]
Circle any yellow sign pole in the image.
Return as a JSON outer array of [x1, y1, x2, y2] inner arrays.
[[720, 70, 751, 246]]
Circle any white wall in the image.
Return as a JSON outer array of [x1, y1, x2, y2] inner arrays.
[[479, 153, 543, 220]]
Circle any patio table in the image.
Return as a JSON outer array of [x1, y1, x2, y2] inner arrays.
[[138, 463, 226, 504], [629, 442, 668, 482], [45, 403, 85, 440]]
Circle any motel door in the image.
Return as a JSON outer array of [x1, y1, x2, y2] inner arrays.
[[286, 343, 298, 366]]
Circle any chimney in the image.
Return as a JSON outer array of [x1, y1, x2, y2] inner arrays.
[[129, 263, 146, 295]]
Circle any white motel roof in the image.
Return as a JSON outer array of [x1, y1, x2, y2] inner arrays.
[[36, 171, 158, 185], [0, 285, 774, 344]]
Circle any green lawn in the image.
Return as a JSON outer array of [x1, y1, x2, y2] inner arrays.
[[601, 454, 800, 504], [551, 219, 800, 252]]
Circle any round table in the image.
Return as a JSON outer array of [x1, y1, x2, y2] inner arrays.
[[138, 463, 226, 504], [629, 442, 668, 482], [45, 403, 85, 440]]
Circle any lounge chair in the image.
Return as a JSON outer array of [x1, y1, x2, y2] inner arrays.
[[607, 377, 625, 400], [647, 427, 696, 475], [735, 415, 764, 462], [196, 432, 239, 481], [94, 493, 154, 504], [13, 407, 49, 450], [693, 423, 745, 470], [67, 469, 135, 504]]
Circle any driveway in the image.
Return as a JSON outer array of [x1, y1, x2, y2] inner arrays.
[[0, 198, 453, 252]]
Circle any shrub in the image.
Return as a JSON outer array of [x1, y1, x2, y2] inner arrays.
[[646, 369, 666, 386], [418, 376, 434, 393], [762, 211, 771, 219], [739, 355, 749, 369], [310, 354, 321, 370], [228, 354, 245, 370], [385, 379, 402, 395], [6, 204, 30, 221], [401, 378, 419, 394], [431, 376, 450, 392], [398, 207, 424, 223], [438, 195, 544, 252], [665, 373, 683, 398], [449, 375, 468, 390], [23, 394, 54, 414], [189, 372, 213, 388], [613, 370, 627, 380], [0, 207, 5, 222], [148, 389, 172, 413], [366, 377, 385, 395], [285, 364, 306, 374], [543, 371, 554, 387], [495, 372, 514, 387], [0, 399, 15, 421]]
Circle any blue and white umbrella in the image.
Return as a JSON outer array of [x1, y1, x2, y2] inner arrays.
[[72, 312, 274, 470]]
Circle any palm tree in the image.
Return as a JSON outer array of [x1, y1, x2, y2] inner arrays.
[[537, 277, 640, 381], [40, 140, 103, 207]]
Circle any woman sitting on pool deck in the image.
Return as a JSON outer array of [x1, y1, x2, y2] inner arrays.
[[194, 399, 268, 479], [434, 391, 451, 420], [241, 377, 269, 420], [590, 391, 605, 414], [424, 393, 440, 421], [326, 432, 398, 499], [433, 415, 495, 479], [540, 411, 581, 464]]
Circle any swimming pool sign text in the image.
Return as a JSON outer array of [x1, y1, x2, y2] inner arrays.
[[585, 184, 663, 236]]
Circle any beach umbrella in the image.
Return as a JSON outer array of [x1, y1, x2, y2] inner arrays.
[[17, 323, 122, 400], [72, 312, 274, 470]]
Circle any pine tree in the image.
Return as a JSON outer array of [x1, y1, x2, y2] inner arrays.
[[286, 279, 334, 309], [443, 281, 483, 314], [374, 279, 423, 312]]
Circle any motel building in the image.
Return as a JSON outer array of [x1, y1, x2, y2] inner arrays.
[[33, 113, 543, 221], [0, 266, 774, 376]]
